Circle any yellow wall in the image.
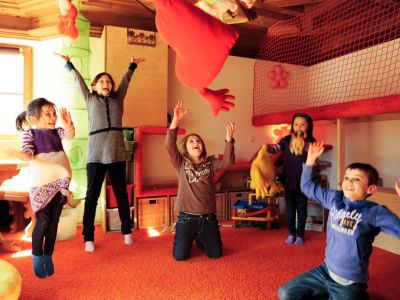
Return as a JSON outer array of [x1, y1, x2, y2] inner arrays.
[[105, 26, 168, 127]]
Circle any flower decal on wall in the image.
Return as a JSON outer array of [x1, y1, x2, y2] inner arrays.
[[267, 64, 289, 89], [273, 125, 291, 143]]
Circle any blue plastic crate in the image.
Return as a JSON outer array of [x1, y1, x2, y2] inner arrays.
[[233, 199, 268, 210]]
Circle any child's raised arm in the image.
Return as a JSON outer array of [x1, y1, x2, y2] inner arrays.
[[395, 178, 400, 197], [225, 121, 236, 142], [169, 99, 188, 129], [59, 107, 75, 140], [306, 141, 324, 166], [131, 56, 146, 64], [54, 52, 70, 62]]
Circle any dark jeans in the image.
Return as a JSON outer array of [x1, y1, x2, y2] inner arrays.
[[285, 188, 308, 238], [32, 192, 65, 256], [83, 162, 132, 242], [278, 263, 369, 300], [173, 212, 222, 261]]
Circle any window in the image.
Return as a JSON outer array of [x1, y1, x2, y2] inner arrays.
[[0, 45, 32, 138]]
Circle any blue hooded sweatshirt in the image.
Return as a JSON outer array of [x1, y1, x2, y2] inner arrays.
[[301, 164, 400, 283]]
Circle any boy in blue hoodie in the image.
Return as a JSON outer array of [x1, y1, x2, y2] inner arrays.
[[278, 141, 400, 300]]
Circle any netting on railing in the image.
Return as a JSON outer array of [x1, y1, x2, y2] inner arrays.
[[253, 0, 400, 125]]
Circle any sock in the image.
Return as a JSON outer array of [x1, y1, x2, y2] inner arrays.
[[43, 255, 54, 276], [32, 255, 47, 278], [85, 241, 95, 252], [124, 234, 133, 245], [295, 237, 304, 245], [285, 235, 296, 245]]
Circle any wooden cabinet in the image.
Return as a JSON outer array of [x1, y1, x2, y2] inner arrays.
[[305, 200, 329, 232], [305, 159, 332, 232]]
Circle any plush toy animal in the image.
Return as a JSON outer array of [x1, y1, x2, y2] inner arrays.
[[154, 0, 238, 116], [57, 0, 79, 39], [196, 0, 239, 22], [250, 145, 282, 199]]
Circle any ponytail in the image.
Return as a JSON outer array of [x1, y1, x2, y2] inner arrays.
[[15, 111, 29, 132], [16, 98, 55, 131]]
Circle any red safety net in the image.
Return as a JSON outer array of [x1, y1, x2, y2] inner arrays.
[[253, 0, 400, 126]]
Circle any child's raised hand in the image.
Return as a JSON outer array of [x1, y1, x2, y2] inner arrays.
[[131, 56, 146, 64], [54, 52, 71, 62], [225, 121, 236, 142], [174, 99, 188, 120], [306, 141, 324, 166], [59, 107, 73, 128], [395, 178, 400, 197]]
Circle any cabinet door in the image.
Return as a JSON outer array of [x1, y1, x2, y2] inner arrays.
[[305, 200, 328, 232]]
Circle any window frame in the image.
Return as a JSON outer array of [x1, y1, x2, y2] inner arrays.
[[0, 44, 33, 139]]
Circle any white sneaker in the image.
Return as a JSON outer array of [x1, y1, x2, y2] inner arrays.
[[85, 241, 95, 252], [124, 234, 132, 245]]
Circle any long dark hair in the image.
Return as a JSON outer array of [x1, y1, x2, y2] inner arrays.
[[291, 112, 314, 141], [91, 72, 115, 95], [179, 133, 207, 161], [15, 98, 56, 132]]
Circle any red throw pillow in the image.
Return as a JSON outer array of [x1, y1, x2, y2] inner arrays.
[[154, 0, 238, 115]]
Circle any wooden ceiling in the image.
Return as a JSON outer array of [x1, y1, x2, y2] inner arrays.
[[0, 0, 327, 58]]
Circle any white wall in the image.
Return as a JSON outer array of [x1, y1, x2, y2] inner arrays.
[[168, 49, 266, 163], [166, 49, 400, 189], [344, 119, 400, 187]]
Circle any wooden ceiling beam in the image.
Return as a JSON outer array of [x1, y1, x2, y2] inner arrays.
[[135, 0, 156, 12], [257, 3, 304, 16], [81, 10, 156, 32], [0, 0, 333, 59], [18, 0, 59, 17], [230, 24, 266, 58], [90, 25, 105, 38], [0, 1, 21, 16], [81, 0, 149, 13], [266, 0, 325, 7], [0, 14, 33, 30]]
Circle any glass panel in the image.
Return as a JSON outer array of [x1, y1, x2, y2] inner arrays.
[[0, 95, 24, 134], [0, 53, 24, 134], [0, 54, 23, 94]]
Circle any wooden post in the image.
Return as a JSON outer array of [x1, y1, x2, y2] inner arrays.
[[336, 119, 345, 189]]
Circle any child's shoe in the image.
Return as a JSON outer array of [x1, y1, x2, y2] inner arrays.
[[32, 255, 47, 278], [43, 255, 54, 276], [85, 241, 95, 252], [295, 237, 304, 245], [285, 235, 296, 245], [124, 234, 133, 245]]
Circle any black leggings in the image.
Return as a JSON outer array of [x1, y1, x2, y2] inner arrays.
[[285, 188, 308, 238], [82, 161, 132, 242], [32, 192, 64, 256]]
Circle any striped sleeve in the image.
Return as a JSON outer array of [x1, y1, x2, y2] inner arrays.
[[267, 136, 286, 154], [21, 130, 35, 155], [268, 143, 281, 154], [58, 126, 75, 140], [58, 127, 66, 139]]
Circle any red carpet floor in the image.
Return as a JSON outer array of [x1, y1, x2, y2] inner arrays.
[[1, 225, 399, 300]]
